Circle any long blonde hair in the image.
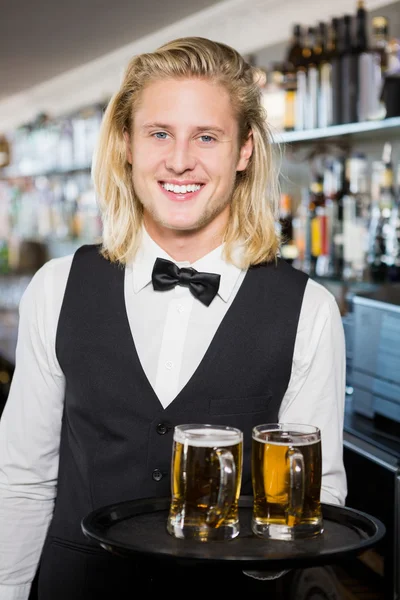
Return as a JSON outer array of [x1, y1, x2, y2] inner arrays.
[[93, 36, 281, 267]]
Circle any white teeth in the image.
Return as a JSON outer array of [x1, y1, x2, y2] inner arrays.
[[162, 183, 201, 194]]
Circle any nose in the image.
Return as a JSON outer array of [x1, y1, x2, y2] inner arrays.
[[165, 138, 196, 174]]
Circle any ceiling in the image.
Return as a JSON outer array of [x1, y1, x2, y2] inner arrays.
[[1, 0, 223, 101]]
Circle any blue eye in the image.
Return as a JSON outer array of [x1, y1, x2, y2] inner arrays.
[[200, 135, 215, 143], [154, 132, 168, 139]]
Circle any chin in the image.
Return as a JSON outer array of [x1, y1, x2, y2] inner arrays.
[[164, 221, 200, 232], [160, 214, 202, 231]]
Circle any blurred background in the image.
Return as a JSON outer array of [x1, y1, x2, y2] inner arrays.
[[1, 1, 400, 598]]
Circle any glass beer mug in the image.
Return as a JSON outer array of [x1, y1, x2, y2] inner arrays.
[[251, 423, 323, 540], [166, 424, 243, 541]]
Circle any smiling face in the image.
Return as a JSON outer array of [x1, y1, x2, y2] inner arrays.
[[125, 77, 253, 251]]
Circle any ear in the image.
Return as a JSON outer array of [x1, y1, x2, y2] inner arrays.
[[123, 128, 133, 165], [236, 131, 253, 172]]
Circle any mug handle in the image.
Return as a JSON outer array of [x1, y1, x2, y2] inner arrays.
[[205, 448, 236, 527], [286, 446, 305, 526]]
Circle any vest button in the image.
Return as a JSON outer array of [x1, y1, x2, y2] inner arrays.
[[152, 469, 163, 482], [156, 422, 169, 435]]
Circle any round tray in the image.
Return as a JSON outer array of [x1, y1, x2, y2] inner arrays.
[[81, 496, 386, 570]]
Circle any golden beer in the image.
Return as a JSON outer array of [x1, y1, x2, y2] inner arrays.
[[167, 424, 243, 541], [252, 424, 323, 540]]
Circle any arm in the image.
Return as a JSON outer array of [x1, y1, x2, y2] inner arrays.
[[279, 279, 347, 506], [0, 259, 67, 600], [244, 280, 346, 583]]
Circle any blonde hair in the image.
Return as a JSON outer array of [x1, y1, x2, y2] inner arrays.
[[93, 36, 281, 267]]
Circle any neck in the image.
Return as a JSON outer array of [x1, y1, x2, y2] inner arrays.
[[143, 216, 227, 263]]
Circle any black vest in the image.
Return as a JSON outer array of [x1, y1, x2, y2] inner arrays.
[[49, 245, 308, 546]]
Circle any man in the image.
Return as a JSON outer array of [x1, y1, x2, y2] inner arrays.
[[0, 37, 347, 599]]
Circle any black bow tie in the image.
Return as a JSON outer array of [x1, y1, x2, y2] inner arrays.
[[151, 257, 220, 307]]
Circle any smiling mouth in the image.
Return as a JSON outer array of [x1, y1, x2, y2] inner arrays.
[[159, 182, 205, 195]]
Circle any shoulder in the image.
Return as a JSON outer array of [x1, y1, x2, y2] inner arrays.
[[20, 253, 74, 314], [303, 278, 341, 316], [27, 253, 74, 292], [299, 278, 344, 338]]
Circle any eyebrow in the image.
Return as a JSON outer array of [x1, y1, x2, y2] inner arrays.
[[141, 123, 227, 135]]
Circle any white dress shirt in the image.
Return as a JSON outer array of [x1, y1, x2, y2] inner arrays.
[[0, 229, 347, 600]]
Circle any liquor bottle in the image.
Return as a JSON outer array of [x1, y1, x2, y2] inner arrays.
[[367, 160, 384, 279], [356, 0, 371, 122], [369, 143, 396, 282], [371, 16, 390, 73], [260, 63, 286, 132], [305, 27, 319, 129], [342, 153, 370, 280], [313, 22, 325, 65], [355, 0, 386, 122], [279, 193, 293, 243], [387, 164, 400, 282], [292, 188, 311, 273], [279, 193, 297, 263], [294, 26, 318, 131], [295, 62, 307, 131], [317, 21, 334, 128], [355, 0, 368, 55], [324, 156, 347, 278], [282, 62, 297, 132], [331, 17, 343, 125], [309, 174, 326, 276], [286, 24, 304, 70], [341, 14, 358, 124], [367, 16, 390, 120], [309, 164, 335, 277]]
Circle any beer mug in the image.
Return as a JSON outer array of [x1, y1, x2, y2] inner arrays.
[[251, 423, 323, 540], [166, 424, 243, 541]]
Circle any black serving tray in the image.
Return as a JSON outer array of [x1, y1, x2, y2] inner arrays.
[[81, 496, 386, 570]]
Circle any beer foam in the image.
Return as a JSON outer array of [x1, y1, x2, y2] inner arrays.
[[255, 436, 320, 447], [174, 427, 242, 447]]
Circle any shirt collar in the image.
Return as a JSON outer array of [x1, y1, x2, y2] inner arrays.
[[130, 227, 244, 303]]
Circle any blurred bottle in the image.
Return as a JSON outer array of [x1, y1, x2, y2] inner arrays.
[[308, 174, 326, 276], [368, 143, 395, 282], [292, 187, 311, 273], [343, 154, 370, 280], [357, 1, 387, 122], [330, 17, 343, 125], [324, 156, 347, 278], [305, 27, 319, 129], [387, 37, 400, 73], [279, 193, 297, 262], [286, 24, 304, 70], [386, 164, 400, 282], [381, 36, 400, 118], [367, 160, 385, 279], [295, 58, 307, 131], [356, 0, 372, 122], [341, 14, 359, 124], [318, 21, 334, 128], [371, 16, 390, 73], [260, 63, 286, 132], [295, 26, 317, 130], [282, 62, 297, 132]]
